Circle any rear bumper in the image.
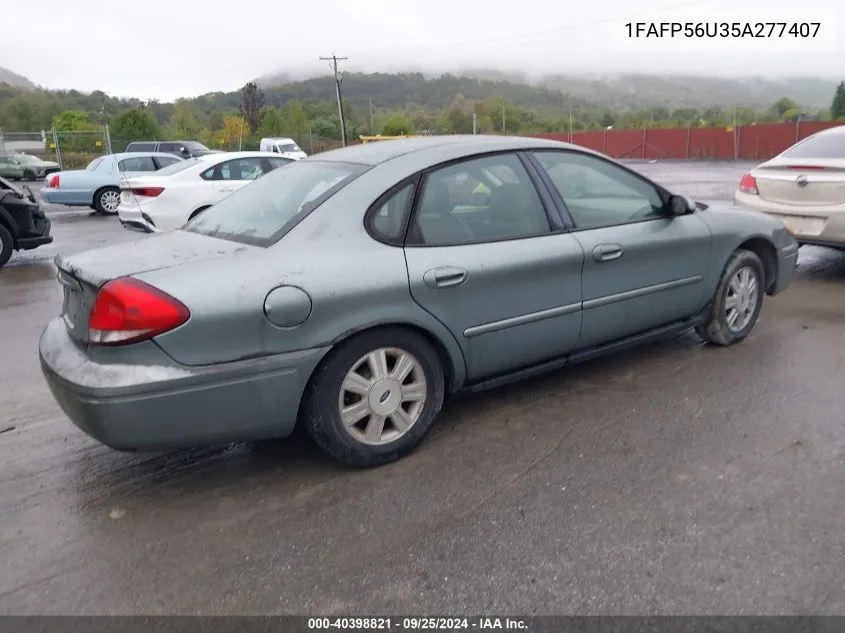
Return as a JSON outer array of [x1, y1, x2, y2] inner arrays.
[[734, 191, 845, 246], [39, 318, 329, 451], [41, 188, 91, 207]]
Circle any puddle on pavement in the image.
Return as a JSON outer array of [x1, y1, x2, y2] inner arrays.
[[0, 260, 56, 284]]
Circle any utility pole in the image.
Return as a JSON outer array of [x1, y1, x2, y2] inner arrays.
[[320, 54, 349, 146], [369, 96, 374, 133]]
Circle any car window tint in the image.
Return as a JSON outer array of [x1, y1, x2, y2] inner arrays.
[[158, 143, 179, 152], [118, 156, 157, 172], [86, 157, 106, 171], [185, 160, 364, 245], [126, 143, 156, 152], [217, 157, 264, 181], [413, 153, 550, 246], [155, 156, 181, 168], [532, 150, 664, 229], [200, 166, 216, 180], [369, 183, 415, 242], [268, 157, 293, 170], [781, 131, 845, 159]]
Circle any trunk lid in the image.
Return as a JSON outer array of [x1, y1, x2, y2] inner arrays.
[[754, 158, 845, 207], [55, 231, 249, 343]]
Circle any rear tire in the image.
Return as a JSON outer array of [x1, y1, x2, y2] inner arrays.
[[93, 186, 120, 215], [0, 224, 14, 268], [301, 327, 446, 467], [696, 249, 765, 346]]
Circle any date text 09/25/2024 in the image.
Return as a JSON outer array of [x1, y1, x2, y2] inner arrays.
[[307, 617, 528, 631], [625, 22, 821, 38]]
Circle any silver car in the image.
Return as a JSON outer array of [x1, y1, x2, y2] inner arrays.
[[39, 136, 799, 467], [734, 124, 845, 249]]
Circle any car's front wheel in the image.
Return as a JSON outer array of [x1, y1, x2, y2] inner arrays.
[[0, 224, 14, 268], [696, 249, 765, 346], [93, 186, 120, 215], [302, 327, 446, 467]]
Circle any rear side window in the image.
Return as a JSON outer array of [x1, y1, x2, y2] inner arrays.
[[126, 142, 156, 152], [368, 183, 415, 243], [185, 160, 365, 246], [268, 157, 293, 169], [155, 156, 181, 168], [86, 157, 106, 171], [119, 156, 157, 172], [782, 131, 845, 159]]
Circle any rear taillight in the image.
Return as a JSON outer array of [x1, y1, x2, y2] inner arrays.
[[129, 186, 165, 197], [88, 277, 189, 345], [739, 173, 758, 195], [47, 174, 60, 188]]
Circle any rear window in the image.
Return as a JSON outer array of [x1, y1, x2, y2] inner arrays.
[[184, 141, 210, 151], [782, 130, 845, 159], [86, 157, 106, 171], [184, 160, 366, 246]]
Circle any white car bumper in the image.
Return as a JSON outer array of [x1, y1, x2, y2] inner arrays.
[[734, 190, 845, 248]]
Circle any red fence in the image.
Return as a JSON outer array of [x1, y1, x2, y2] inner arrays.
[[534, 121, 845, 161]]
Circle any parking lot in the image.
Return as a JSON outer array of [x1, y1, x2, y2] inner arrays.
[[1, 160, 843, 615]]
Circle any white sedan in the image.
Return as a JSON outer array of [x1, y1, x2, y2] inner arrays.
[[117, 151, 294, 233], [734, 124, 845, 250]]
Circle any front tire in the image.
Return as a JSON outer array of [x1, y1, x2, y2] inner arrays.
[[301, 327, 446, 467], [0, 224, 14, 268], [696, 249, 765, 346], [93, 186, 120, 215], [22, 170, 35, 181]]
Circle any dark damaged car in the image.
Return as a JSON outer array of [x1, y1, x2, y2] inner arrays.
[[0, 175, 53, 268]]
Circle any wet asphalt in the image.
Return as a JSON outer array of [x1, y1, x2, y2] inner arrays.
[[0, 161, 843, 615]]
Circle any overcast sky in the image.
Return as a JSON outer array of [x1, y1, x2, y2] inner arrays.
[[2, 0, 841, 101]]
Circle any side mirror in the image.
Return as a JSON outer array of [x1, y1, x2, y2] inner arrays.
[[668, 194, 694, 216], [179, 147, 190, 157]]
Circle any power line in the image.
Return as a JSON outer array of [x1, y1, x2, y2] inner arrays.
[[320, 54, 349, 146]]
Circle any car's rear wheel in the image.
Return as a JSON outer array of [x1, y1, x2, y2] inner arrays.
[[696, 249, 765, 346], [301, 327, 446, 467], [0, 224, 14, 268], [93, 186, 120, 215]]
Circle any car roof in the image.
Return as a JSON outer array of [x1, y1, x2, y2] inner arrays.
[[107, 152, 181, 160], [201, 151, 283, 160], [313, 135, 584, 166]]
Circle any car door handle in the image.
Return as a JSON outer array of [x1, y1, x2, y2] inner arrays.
[[592, 243, 623, 262], [423, 267, 468, 288]]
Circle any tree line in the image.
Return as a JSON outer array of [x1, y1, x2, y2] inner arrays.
[[1, 78, 843, 153]]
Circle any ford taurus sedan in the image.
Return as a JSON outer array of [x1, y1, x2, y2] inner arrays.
[[39, 136, 799, 467]]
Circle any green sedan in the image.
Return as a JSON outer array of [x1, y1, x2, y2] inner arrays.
[[0, 153, 60, 181]]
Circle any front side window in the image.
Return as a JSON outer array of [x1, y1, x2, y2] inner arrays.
[[412, 153, 550, 246], [217, 157, 264, 181], [185, 160, 365, 245], [155, 155, 181, 168], [532, 150, 665, 230], [118, 156, 157, 172]]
